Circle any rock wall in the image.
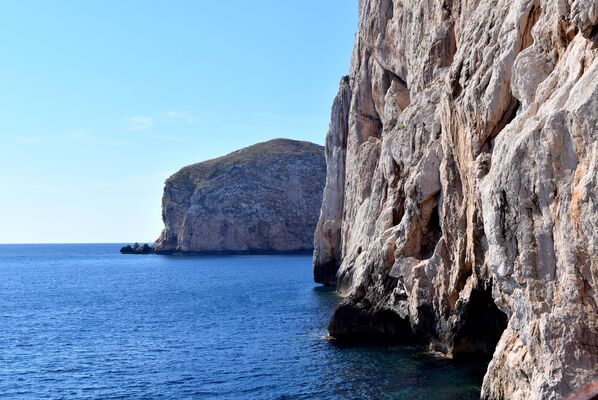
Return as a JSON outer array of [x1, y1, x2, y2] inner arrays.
[[313, 76, 352, 285], [314, 0, 597, 398], [155, 139, 325, 254]]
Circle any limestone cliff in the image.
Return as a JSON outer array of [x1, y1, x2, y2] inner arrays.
[[155, 139, 325, 254], [314, 0, 597, 399]]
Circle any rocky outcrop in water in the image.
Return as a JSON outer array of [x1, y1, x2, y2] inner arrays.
[[120, 243, 153, 254], [314, 0, 597, 399], [154, 139, 326, 254]]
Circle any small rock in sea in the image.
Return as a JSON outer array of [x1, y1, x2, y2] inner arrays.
[[120, 243, 153, 254]]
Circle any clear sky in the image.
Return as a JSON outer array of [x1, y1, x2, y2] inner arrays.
[[0, 0, 357, 244]]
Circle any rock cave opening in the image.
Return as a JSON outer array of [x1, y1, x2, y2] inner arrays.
[[328, 297, 427, 346], [452, 281, 508, 361], [418, 200, 442, 260]]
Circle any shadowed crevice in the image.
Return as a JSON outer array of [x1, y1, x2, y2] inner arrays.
[[452, 281, 508, 360], [328, 294, 425, 345]]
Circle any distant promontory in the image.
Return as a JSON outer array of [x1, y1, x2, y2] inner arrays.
[[152, 138, 326, 255]]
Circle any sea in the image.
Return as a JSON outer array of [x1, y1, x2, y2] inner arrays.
[[0, 244, 487, 399]]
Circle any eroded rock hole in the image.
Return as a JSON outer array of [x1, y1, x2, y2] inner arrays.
[[490, 97, 520, 140], [313, 259, 340, 287], [521, 4, 540, 51], [381, 69, 393, 97], [390, 161, 406, 227], [392, 202, 405, 226], [382, 68, 411, 111], [451, 77, 463, 99], [384, 0, 394, 21], [418, 199, 442, 260], [589, 24, 598, 44], [452, 281, 508, 360], [329, 295, 425, 345]]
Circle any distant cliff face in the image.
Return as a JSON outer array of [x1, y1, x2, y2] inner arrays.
[[154, 139, 325, 254], [315, 0, 597, 399]]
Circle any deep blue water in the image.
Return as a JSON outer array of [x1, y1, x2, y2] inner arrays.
[[0, 244, 486, 399]]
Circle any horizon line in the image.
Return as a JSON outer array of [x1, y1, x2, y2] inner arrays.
[[0, 242, 154, 246]]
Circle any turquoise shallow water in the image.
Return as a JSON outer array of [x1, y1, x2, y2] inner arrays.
[[0, 244, 486, 399]]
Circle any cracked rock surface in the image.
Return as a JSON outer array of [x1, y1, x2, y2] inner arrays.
[[154, 139, 325, 254], [314, 0, 597, 398]]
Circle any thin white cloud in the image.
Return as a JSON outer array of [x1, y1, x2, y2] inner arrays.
[[165, 111, 183, 119], [14, 136, 43, 145], [4, 171, 170, 194], [126, 116, 154, 131], [6, 130, 129, 147], [163, 111, 196, 124], [67, 129, 130, 146], [124, 111, 195, 133], [68, 129, 91, 140]]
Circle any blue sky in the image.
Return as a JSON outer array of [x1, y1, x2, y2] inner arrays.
[[0, 1, 357, 243]]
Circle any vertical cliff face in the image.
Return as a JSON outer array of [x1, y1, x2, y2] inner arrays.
[[314, 0, 597, 398], [313, 77, 352, 286]]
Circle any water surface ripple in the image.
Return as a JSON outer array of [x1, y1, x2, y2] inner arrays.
[[0, 244, 486, 399]]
